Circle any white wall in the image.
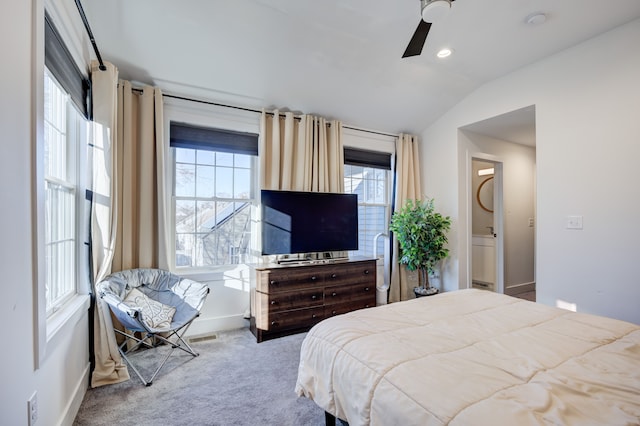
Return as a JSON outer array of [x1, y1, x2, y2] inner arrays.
[[0, 2, 39, 423], [422, 19, 640, 324], [0, 1, 91, 424]]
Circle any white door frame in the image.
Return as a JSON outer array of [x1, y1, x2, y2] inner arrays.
[[466, 152, 504, 294]]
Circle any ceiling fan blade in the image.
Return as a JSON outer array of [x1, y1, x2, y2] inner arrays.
[[402, 20, 431, 58]]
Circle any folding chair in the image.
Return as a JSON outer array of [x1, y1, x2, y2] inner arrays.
[[97, 268, 210, 386]]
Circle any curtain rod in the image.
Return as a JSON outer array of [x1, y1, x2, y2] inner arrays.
[[162, 94, 399, 138], [75, 0, 106, 71], [131, 89, 399, 138], [146, 91, 293, 119]]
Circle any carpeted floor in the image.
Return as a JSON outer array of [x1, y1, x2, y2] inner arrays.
[[73, 328, 327, 426]]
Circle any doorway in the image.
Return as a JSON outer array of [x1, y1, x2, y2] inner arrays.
[[460, 106, 536, 298]]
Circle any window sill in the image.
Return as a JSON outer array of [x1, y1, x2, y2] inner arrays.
[[47, 293, 90, 346], [175, 264, 251, 283]]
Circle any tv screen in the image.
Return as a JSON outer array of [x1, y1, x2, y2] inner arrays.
[[261, 190, 358, 255]]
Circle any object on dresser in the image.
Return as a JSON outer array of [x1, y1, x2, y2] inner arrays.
[[261, 189, 359, 256]]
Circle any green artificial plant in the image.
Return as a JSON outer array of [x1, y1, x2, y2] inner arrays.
[[389, 198, 451, 292]]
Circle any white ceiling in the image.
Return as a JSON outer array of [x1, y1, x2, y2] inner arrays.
[[461, 105, 536, 146], [83, 0, 640, 136]]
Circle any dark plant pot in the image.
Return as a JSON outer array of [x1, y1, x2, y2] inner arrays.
[[414, 286, 439, 298]]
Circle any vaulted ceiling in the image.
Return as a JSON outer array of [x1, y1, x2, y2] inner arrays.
[[83, 0, 640, 136]]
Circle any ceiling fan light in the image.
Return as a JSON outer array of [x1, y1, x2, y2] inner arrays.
[[421, 0, 451, 23]]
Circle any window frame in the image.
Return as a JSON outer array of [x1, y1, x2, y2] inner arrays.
[[43, 68, 83, 316], [33, 6, 91, 369], [172, 147, 258, 269], [342, 128, 396, 260], [163, 97, 261, 276], [344, 163, 392, 259]]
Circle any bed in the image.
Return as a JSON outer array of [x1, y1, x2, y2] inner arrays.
[[295, 289, 640, 425]]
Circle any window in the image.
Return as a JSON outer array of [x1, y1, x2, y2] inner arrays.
[[170, 123, 258, 268], [344, 148, 392, 258], [43, 69, 87, 315]]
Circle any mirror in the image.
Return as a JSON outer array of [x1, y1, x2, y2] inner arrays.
[[477, 177, 494, 213]]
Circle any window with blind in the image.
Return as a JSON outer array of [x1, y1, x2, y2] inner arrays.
[[41, 12, 90, 316], [43, 69, 87, 315], [343, 148, 392, 258], [170, 122, 259, 268]]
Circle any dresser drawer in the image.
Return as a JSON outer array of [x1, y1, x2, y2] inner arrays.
[[267, 306, 325, 331], [259, 288, 323, 313], [257, 267, 324, 293], [324, 261, 375, 286], [324, 282, 376, 306], [326, 299, 375, 317]]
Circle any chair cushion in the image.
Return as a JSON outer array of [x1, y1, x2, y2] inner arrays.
[[123, 288, 176, 329]]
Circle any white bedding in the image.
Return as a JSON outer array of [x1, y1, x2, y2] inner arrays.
[[295, 289, 640, 425]]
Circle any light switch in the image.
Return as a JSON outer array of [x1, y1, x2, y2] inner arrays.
[[566, 215, 583, 230]]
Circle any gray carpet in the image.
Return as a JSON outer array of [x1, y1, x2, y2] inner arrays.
[[73, 328, 328, 426]]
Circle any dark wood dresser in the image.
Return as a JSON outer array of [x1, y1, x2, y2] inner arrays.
[[250, 258, 376, 342]]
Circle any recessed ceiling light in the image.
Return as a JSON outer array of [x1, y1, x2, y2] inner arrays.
[[525, 12, 547, 25], [437, 48, 453, 58]]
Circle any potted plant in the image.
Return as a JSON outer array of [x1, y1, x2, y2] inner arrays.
[[389, 198, 451, 297]]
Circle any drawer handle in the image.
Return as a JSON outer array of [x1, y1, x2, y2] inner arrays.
[[364, 270, 370, 275], [332, 310, 337, 315], [364, 287, 370, 291], [331, 274, 337, 279], [310, 276, 317, 281], [312, 314, 317, 319], [311, 295, 317, 300], [270, 280, 277, 285], [271, 300, 277, 305], [365, 304, 370, 308], [271, 321, 279, 327], [332, 292, 337, 297]]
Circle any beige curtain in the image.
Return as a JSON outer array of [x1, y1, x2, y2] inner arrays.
[[89, 60, 129, 387], [389, 133, 423, 303], [112, 81, 164, 271], [260, 111, 343, 192], [89, 61, 166, 387]]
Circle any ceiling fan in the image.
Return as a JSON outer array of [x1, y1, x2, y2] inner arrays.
[[403, 0, 455, 58]]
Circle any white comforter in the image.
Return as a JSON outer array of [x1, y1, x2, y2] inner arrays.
[[295, 289, 640, 425]]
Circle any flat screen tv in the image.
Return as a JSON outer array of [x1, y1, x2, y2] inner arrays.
[[261, 189, 358, 256]]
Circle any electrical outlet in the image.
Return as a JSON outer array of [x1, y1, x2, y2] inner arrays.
[[28, 391, 38, 426]]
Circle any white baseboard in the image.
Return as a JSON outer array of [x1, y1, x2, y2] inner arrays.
[[505, 282, 536, 296], [58, 362, 90, 426], [185, 314, 249, 337]]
